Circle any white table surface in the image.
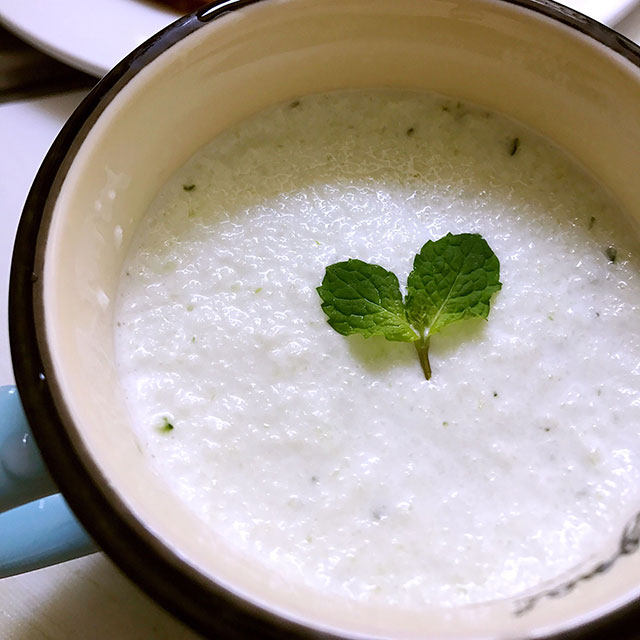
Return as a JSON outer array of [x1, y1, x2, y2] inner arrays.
[[1, 8, 640, 639]]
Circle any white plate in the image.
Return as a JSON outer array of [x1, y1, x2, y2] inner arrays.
[[0, 0, 638, 77], [573, 0, 640, 24], [0, 0, 179, 77]]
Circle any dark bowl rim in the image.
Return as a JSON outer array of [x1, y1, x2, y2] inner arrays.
[[8, 0, 640, 638]]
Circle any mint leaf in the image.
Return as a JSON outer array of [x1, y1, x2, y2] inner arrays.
[[317, 234, 501, 380], [317, 259, 418, 342], [406, 233, 502, 335], [405, 233, 501, 378]]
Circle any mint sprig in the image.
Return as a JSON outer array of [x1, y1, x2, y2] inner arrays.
[[317, 233, 501, 380]]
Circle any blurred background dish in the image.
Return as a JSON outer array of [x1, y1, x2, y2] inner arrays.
[[573, 0, 640, 24], [0, 0, 178, 77], [0, 0, 639, 78]]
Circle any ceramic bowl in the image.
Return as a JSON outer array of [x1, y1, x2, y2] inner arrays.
[[9, 0, 640, 637]]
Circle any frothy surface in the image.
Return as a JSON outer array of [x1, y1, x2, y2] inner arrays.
[[115, 91, 640, 608]]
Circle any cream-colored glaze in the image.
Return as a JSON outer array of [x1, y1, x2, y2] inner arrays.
[[41, 1, 640, 637]]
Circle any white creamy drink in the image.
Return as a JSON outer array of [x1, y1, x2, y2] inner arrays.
[[114, 91, 640, 608]]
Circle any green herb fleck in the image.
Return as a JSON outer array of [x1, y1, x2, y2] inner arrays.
[[317, 233, 501, 380], [182, 183, 196, 192], [406, 127, 415, 136], [509, 137, 520, 156], [186, 304, 194, 312], [158, 416, 174, 433], [588, 216, 596, 230], [605, 246, 617, 263], [191, 336, 196, 343], [254, 287, 263, 294], [372, 507, 386, 521]]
